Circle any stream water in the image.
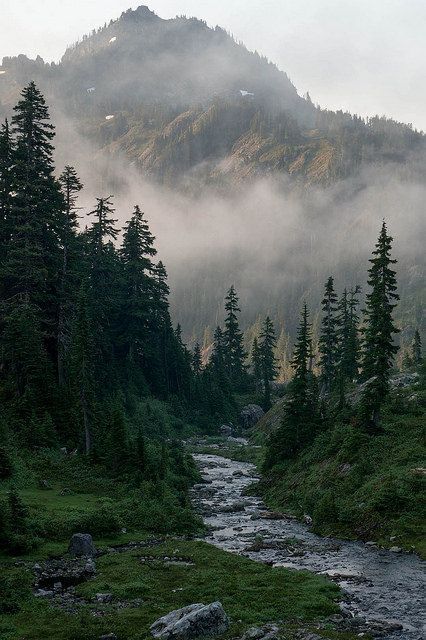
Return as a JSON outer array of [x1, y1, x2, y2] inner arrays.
[[191, 448, 425, 639]]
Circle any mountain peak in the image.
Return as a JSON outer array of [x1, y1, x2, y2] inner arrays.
[[119, 5, 159, 23]]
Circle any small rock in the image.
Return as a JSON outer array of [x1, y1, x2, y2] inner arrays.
[[150, 602, 229, 640], [389, 546, 402, 553], [303, 514, 313, 526], [96, 592, 113, 603], [85, 558, 96, 574], [99, 635, 118, 640], [68, 533, 96, 557]]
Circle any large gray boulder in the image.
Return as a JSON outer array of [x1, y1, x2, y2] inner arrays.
[[68, 533, 95, 557], [150, 602, 229, 640], [240, 404, 264, 429]]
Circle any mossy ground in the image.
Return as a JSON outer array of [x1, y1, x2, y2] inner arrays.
[[0, 536, 366, 640]]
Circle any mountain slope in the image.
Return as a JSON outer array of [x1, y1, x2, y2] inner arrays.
[[0, 5, 424, 188]]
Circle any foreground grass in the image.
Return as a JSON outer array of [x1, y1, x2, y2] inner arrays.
[[1, 537, 356, 640]]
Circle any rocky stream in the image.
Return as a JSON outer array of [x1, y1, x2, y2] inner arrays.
[[191, 444, 425, 640]]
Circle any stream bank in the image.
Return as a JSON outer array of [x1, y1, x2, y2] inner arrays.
[[191, 446, 425, 640]]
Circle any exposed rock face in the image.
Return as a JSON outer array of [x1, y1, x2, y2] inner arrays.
[[68, 533, 95, 557], [240, 404, 264, 429], [150, 602, 229, 640]]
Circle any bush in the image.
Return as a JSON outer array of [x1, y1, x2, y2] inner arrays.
[[71, 499, 123, 537], [0, 570, 32, 613], [313, 491, 338, 527]]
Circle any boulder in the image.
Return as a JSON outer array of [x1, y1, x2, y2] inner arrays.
[[240, 404, 264, 429], [150, 602, 229, 640], [220, 424, 233, 437], [68, 533, 95, 557]]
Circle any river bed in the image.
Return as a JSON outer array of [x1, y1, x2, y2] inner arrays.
[[191, 449, 425, 639]]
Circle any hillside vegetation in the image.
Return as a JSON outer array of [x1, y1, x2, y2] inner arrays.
[[257, 371, 426, 556]]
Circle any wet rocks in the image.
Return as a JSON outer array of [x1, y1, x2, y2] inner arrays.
[[68, 533, 96, 557], [258, 511, 285, 520], [217, 501, 246, 513], [34, 557, 96, 591], [150, 602, 229, 640]]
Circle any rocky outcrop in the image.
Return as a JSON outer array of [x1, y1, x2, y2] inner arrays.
[[150, 602, 229, 640], [68, 533, 96, 557], [240, 405, 264, 429]]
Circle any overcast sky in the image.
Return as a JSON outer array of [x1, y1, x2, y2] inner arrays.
[[2, 0, 426, 130]]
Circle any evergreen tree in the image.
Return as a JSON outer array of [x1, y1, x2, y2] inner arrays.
[[70, 280, 95, 453], [119, 205, 157, 370], [85, 196, 120, 387], [57, 166, 83, 386], [259, 316, 277, 410], [223, 286, 247, 388], [361, 221, 399, 427], [4, 83, 64, 308], [210, 326, 228, 388], [338, 285, 361, 383], [411, 329, 422, 365], [251, 337, 262, 387], [192, 342, 203, 375], [0, 119, 13, 256], [318, 276, 339, 393], [265, 304, 319, 467]]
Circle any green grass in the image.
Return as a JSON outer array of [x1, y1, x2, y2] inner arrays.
[[259, 384, 426, 556], [0, 538, 350, 640]]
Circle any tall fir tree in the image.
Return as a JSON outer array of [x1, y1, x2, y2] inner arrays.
[[337, 285, 361, 383], [192, 343, 203, 376], [0, 119, 13, 258], [361, 221, 399, 427], [411, 329, 422, 366], [1, 83, 64, 413], [119, 205, 157, 373], [223, 285, 247, 389], [265, 304, 319, 467], [85, 196, 120, 388], [4, 83, 64, 307], [57, 166, 83, 386], [318, 276, 339, 393], [259, 316, 278, 410], [251, 337, 262, 388]]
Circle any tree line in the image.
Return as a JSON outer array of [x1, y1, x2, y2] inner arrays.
[[265, 220, 423, 467]]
